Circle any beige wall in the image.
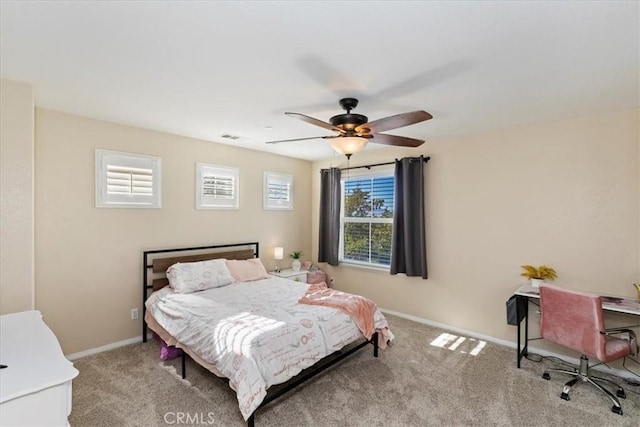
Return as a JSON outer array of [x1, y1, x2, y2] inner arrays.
[[0, 79, 35, 314], [312, 109, 640, 344], [7, 80, 639, 357], [35, 109, 312, 354]]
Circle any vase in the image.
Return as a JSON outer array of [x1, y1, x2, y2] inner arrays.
[[531, 278, 544, 288], [291, 259, 301, 272]]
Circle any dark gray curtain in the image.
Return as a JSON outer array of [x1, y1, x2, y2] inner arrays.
[[390, 156, 428, 278], [318, 167, 341, 266]]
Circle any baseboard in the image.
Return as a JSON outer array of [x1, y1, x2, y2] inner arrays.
[[65, 333, 152, 361], [381, 308, 517, 348], [66, 309, 638, 383], [380, 308, 640, 382]]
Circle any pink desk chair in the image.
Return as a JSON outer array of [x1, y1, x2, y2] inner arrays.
[[539, 283, 638, 415]]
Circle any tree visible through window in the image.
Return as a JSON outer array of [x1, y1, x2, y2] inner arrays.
[[340, 172, 394, 267]]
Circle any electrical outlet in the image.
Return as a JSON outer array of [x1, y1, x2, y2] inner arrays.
[[131, 308, 139, 320], [330, 277, 335, 286]]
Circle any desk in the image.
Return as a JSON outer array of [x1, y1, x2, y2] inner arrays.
[[513, 284, 640, 368]]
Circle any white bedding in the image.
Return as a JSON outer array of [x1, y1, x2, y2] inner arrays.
[[145, 276, 391, 420]]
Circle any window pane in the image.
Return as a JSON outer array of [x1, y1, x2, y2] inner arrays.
[[341, 171, 394, 268], [343, 222, 370, 262], [344, 176, 394, 218], [344, 178, 372, 217], [341, 173, 394, 267], [371, 177, 394, 218], [371, 223, 392, 266]]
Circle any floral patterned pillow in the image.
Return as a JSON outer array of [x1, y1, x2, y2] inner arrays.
[[166, 258, 235, 293]]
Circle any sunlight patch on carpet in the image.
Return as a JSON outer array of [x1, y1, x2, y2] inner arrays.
[[430, 332, 487, 356]]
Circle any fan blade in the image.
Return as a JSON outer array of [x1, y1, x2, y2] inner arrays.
[[373, 60, 472, 100], [370, 133, 425, 148], [357, 111, 433, 134], [285, 112, 344, 133], [296, 56, 360, 94], [265, 135, 336, 145]]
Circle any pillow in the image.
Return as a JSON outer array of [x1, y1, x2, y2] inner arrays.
[[166, 258, 235, 293], [225, 258, 269, 282]]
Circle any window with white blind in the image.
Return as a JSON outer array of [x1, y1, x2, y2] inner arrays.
[[340, 169, 395, 268], [95, 149, 161, 208], [263, 171, 293, 210], [196, 163, 239, 210]]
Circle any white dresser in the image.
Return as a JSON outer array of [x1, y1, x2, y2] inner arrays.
[[0, 310, 79, 426]]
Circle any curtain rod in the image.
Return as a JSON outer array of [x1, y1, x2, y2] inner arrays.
[[338, 156, 430, 172]]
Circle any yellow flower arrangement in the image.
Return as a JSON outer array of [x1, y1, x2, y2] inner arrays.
[[520, 265, 558, 281]]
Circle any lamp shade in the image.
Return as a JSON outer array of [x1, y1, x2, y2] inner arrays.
[[330, 137, 368, 157], [273, 247, 284, 260]]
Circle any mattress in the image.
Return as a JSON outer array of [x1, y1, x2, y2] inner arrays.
[[145, 275, 391, 419]]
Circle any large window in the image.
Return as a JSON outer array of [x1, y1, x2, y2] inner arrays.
[[340, 169, 394, 268]]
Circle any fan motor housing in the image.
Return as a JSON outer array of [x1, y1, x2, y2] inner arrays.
[[330, 113, 368, 130]]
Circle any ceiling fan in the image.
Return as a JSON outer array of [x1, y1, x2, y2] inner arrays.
[[265, 98, 433, 158]]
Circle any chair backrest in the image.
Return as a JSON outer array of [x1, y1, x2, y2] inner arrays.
[[539, 284, 606, 361]]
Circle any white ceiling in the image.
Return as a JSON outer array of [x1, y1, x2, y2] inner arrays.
[[1, 1, 638, 161]]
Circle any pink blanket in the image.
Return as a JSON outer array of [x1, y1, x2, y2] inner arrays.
[[298, 282, 389, 349]]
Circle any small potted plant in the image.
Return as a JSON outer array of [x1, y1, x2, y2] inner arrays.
[[520, 265, 557, 288], [290, 251, 303, 272]]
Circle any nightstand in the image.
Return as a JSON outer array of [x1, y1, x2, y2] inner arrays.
[[269, 268, 308, 283]]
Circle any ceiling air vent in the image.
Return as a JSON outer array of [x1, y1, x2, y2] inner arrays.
[[219, 133, 250, 143]]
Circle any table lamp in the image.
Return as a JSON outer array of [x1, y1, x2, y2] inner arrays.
[[274, 247, 284, 273]]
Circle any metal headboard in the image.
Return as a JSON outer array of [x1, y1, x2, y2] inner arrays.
[[141, 242, 259, 342]]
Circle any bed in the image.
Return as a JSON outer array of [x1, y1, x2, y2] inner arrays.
[[142, 242, 392, 426]]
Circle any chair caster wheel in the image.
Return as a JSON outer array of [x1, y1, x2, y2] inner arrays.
[[611, 405, 623, 415], [542, 372, 550, 380], [616, 388, 626, 399], [560, 392, 570, 401]]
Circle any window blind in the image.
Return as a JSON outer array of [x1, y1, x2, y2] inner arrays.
[[263, 171, 293, 210], [96, 149, 161, 208], [341, 173, 394, 267], [267, 180, 290, 202], [106, 165, 153, 196], [202, 175, 235, 199], [196, 163, 239, 209]]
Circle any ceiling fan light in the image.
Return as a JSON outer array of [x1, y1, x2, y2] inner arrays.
[[330, 137, 368, 157]]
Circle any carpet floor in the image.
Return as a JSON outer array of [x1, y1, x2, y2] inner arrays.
[[69, 314, 639, 426]]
